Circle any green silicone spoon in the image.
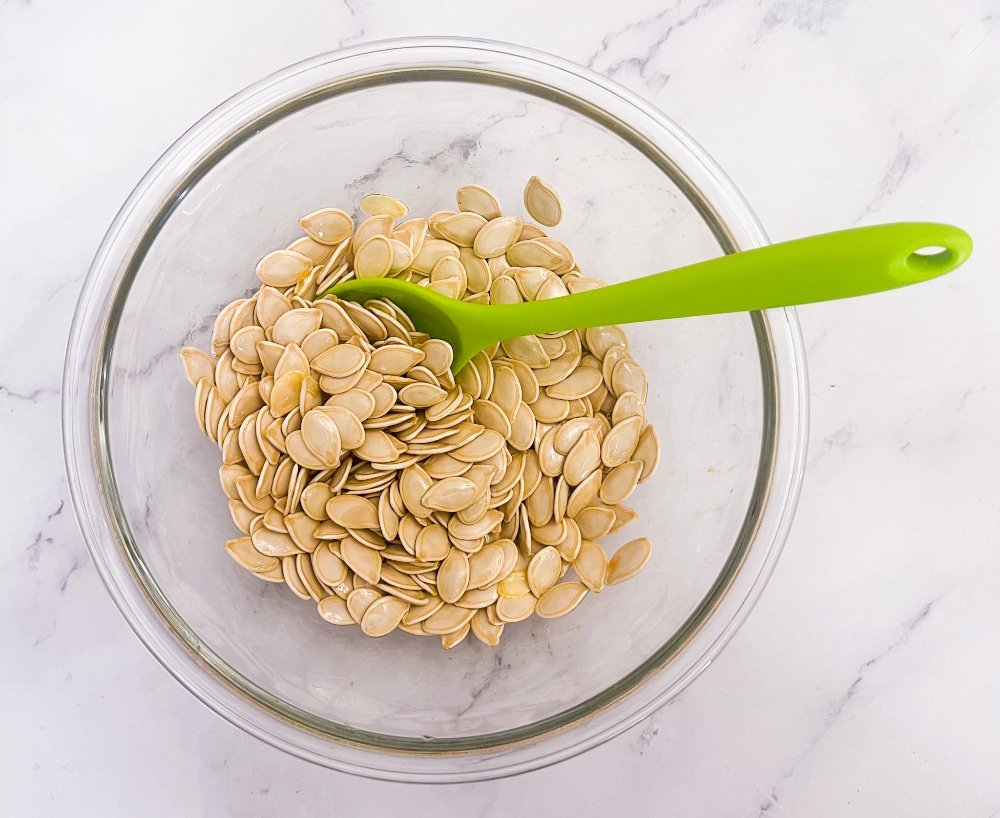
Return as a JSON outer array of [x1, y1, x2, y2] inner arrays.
[[320, 222, 971, 373]]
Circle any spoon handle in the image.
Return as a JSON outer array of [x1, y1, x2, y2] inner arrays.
[[481, 222, 972, 339]]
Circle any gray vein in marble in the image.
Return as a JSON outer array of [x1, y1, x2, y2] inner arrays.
[[756, 0, 847, 41], [328, 0, 365, 50], [856, 137, 920, 221], [343, 103, 531, 194], [585, 0, 726, 90], [968, 14, 999, 55], [455, 653, 505, 717], [25, 498, 69, 569], [958, 385, 991, 413], [755, 598, 941, 816], [628, 709, 663, 756], [123, 297, 237, 384], [17, 481, 93, 606], [807, 420, 858, 467], [58, 553, 87, 592], [0, 384, 60, 403]]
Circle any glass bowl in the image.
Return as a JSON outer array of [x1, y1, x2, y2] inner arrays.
[[63, 38, 807, 782]]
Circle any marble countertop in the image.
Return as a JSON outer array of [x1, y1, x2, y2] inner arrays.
[[4, 1, 999, 814]]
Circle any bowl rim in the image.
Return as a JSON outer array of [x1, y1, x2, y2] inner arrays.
[[63, 36, 808, 782]]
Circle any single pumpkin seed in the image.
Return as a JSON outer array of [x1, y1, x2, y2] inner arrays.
[[526, 546, 561, 597], [523, 176, 562, 227], [599, 460, 643, 505], [574, 540, 607, 593], [299, 208, 353, 245], [535, 581, 588, 618], [361, 193, 408, 218], [606, 537, 653, 585], [225, 537, 280, 573], [317, 595, 355, 625], [360, 595, 409, 636], [495, 593, 537, 623], [257, 250, 311, 287], [456, 184, 502, 219]]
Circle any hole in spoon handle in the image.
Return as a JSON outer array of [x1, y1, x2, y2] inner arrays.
[[897, 223, 973, 282]]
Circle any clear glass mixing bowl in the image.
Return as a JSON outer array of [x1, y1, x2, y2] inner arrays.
[[63, 38, 808, 782]]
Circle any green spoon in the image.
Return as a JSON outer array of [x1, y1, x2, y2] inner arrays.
[[320, 222, 971, 373]]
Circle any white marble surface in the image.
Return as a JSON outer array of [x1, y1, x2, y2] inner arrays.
[[3, 0, 999, 814]]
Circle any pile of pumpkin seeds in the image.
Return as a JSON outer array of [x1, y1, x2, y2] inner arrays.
[[180, 177, 659, 649]]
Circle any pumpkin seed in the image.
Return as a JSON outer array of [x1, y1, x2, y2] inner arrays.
[[437, 548, 470, 603], [506, 239, 566, 271], [272, 308, 321, 347], [399, 382, 447, 408], [601, 415, 643, 468], [312, 544, 349, 586], [563, 430, 602, 486], [545, 367, 603, 401], [490, 275, 522, 305], [352, 214, 393, 255], [392, 218, 427, 254], [251, 525, 300, 558], [611, 391, 645, 425], [609, 504, 638, 534], [421, 476, 479, 513], [343, 588, 379, 622], [360, 595, 409, 637], [535, 581, 588, 618], [611, 356, 648, 399], [471, 608, 504, 646], [411, 523, 448, 562], [634, 424, 660, 482], [341, 537, 382, 585], [536, 237, 575, 274], [495, 593, 536, 623], [473, 216, 523, 258], [422, 603, 476, 635], [555, 516, 582, 561], [257, 250, 311, 287], [576, 505, 616, 540], [285, 512, 319, 552], [317, 595, 355, 625], [448, 509, 502, 541], [180, 347, 215, 386], [585, 325, 628, 358], [411, 238, 460, 274], [325, 495, 378, 529], [526, 546, 561, 597], [455, 585, 499, 609], [523, 176, 562, 227], [606, 537, 652, 585], [456, 184, 502, 220], [299, 208, 353, 245], [599, 460, 643, 505], [225, 537, 279, 573], [361, 193, 408, 219], [431, 211, 486, 246], [351, 235, 391, 279], [451, 429, 504, 463], [369, 344, 424, 375], [282, 555, 311, 599], [441, 622, 471, 649], [573, 540, 607, 593]]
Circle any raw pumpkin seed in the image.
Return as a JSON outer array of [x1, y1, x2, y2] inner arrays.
[[523, 176, 562, 227], [606, 537, 652, 585]]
